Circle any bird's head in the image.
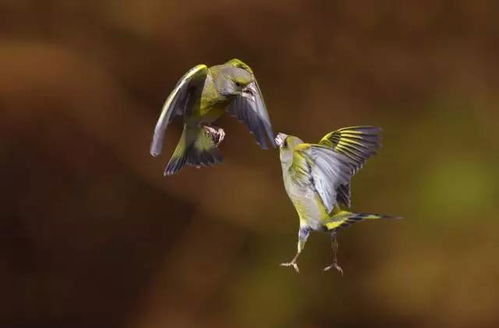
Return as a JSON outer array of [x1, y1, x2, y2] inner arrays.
[[275, 133, 303, 166], [214, 65, 257, 100]]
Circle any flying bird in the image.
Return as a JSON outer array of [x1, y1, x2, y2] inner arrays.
[[150, 59, 275, 175], [275, 126, 401, 273]]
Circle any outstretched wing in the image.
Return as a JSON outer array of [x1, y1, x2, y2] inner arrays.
[[319, 126, 382, 173], [319, 126, 382, 208], [291, 145, 354, 213], [225, 59, 275, 149], [150, 64, 208, 157]]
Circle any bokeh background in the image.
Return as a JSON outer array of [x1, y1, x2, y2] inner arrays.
[[2, 1, 499, 327]]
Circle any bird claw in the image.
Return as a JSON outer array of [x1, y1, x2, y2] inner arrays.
[[323, 262, 343, 275], [280, 261, 300, 274], [203, 125, 225, 146]]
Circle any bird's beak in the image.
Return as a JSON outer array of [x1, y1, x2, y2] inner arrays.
[[275, 133, 288, 147], [241, 82, 257, 101]]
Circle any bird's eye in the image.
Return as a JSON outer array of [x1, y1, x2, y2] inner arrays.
[[235, 81, 242, 88], [283, 140, 288, 148]]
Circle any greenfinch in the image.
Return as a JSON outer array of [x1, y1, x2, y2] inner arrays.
[[150, 59, 275, 175], [275, 127, 401, 273]]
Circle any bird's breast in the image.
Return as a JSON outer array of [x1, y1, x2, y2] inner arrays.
[[284, 178, 326, 231], [188, 77, 229, 123]]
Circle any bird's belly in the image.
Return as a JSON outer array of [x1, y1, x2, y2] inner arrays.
[[286, 183, 326, 231]]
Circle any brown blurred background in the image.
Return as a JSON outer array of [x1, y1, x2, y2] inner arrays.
[[2, 1, 499, 327]]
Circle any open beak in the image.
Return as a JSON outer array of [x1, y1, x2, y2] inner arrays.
[[275, 132, 288, 147], [241, 82, 257, 101]]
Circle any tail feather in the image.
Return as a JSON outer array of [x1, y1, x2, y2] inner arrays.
[[164, 125, 222, 175], [325, 210, 402, 232]]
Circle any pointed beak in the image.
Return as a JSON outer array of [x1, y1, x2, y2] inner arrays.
[[275, 133, 288, 147], [241, 82, 257, 101]]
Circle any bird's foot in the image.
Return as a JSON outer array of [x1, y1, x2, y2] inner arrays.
[[203, 125, 225, 146], [323, 262, 343, 275], [280, 260, 300, 274]]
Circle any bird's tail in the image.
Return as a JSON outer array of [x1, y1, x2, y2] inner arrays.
[[324, 209, 402, 232], [164, 124, 222, 175]]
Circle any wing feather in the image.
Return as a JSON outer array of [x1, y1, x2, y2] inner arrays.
[[150, 64, 208, 157], [319, 126, 382, 208], [225, 60, 275, 149], [319, 126, 382, 173], [227, 86, 275, 149], [292, 145, 354, 213]]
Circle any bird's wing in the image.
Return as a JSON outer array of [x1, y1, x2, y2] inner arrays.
[[319, 126, 382, 208], [224, 59, 275, 149], [150, 64, 208, 157], [319, 126, 382, 173], [226, 81, 275, 149], [336, 183, 352, 208], [291, 144, 354, 213]]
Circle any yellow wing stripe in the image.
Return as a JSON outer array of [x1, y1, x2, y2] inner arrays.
[[319, 126, 382, 172]]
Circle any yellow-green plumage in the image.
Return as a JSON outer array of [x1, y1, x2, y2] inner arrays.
[[150, 59, 275, 175], [276, 127, 400, 273]]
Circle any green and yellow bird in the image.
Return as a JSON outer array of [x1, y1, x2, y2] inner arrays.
[[150, 59, 275, 175], [275, 126, 401, 273]]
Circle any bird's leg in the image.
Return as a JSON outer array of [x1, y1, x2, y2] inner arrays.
[[281, 227, 309, 273], [203, 125, 225, 146], [323, 232, 343, 275]]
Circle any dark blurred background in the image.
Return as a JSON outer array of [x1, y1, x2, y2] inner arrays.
[[2, 1, 499, 327]]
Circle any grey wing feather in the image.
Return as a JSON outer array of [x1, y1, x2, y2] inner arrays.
[[319, 126, 382, 208], [150, 64, 208, 157], [227, 80, 275, 149], [302, 146, 354, 213]]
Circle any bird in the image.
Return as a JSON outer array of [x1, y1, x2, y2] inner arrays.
[[150, 58, 275, 175], [275, 126, 401, 273]]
